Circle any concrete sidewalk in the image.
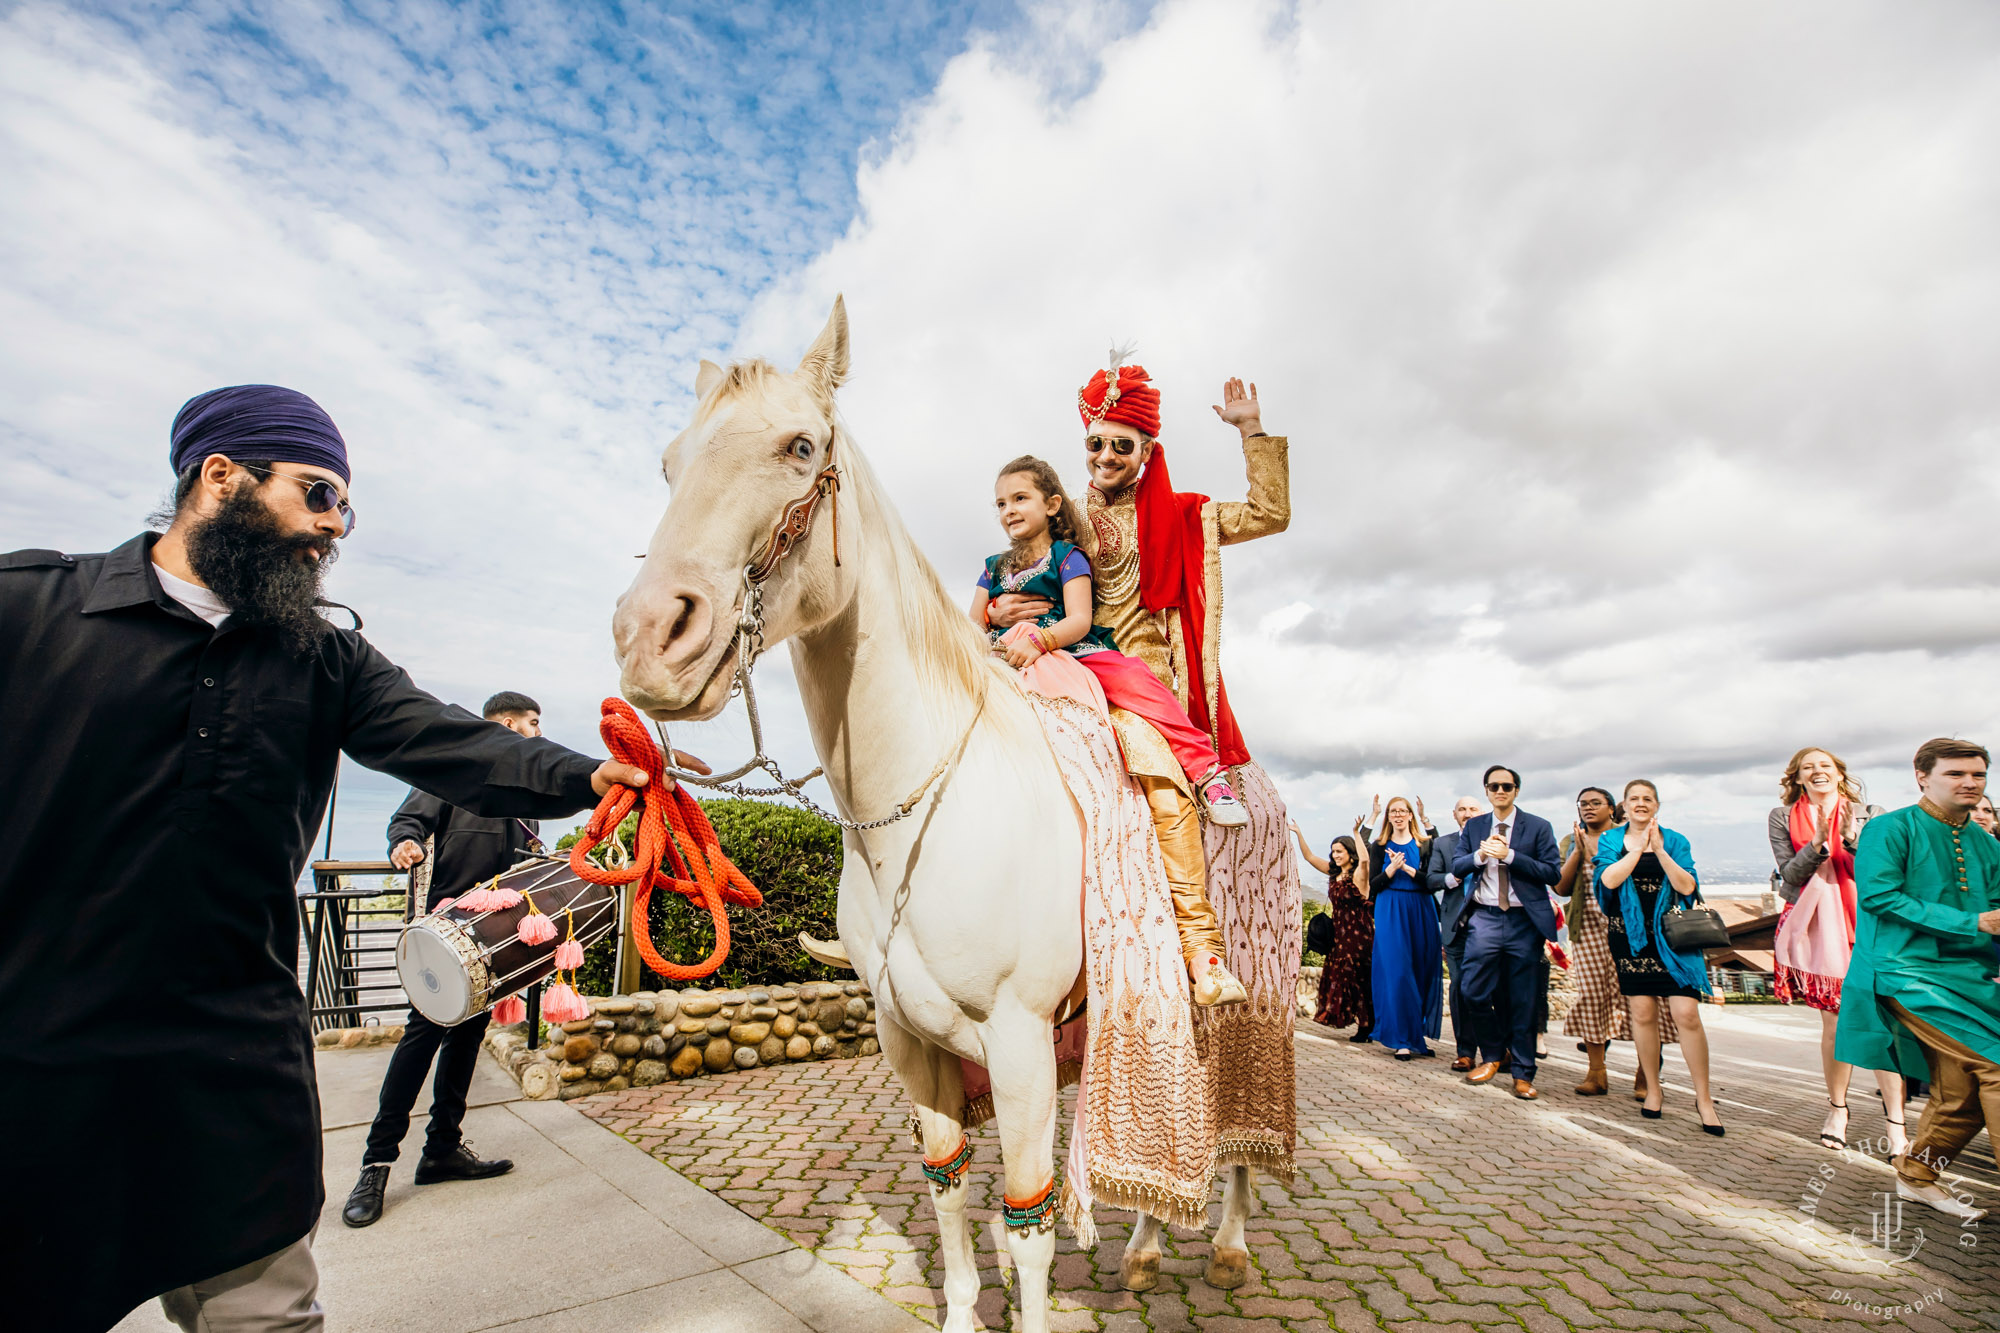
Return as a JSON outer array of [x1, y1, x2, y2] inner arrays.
[[114, 1045, 930, 1332]]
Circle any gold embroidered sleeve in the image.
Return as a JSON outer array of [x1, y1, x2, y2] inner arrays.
[[1215, 434, 1290, 546]]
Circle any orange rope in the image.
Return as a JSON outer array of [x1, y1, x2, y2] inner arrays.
[[567, 697, 763, 980]]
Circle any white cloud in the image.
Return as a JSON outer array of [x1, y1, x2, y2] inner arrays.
[[7, 0, 1999, 879], [731, 0, 2000, 874]]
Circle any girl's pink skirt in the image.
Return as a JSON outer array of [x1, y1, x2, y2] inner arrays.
[[1000, 625, 1108, 717]]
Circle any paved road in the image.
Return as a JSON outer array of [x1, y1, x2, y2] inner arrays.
[[582, 1004, 1998, 1332], [112, 1046, 927, 1333]]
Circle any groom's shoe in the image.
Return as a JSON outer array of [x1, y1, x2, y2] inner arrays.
[[1466, 1061, 1501, 1085]]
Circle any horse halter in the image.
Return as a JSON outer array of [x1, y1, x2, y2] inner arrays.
[[745, 429, 841, 585]]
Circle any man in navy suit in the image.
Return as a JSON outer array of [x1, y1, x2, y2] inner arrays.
[[1450, 765, 1562, 1098], [1427, 795, 1485, 1070]]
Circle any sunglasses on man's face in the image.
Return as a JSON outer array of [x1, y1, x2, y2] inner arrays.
[[1486, 782, 1517, 793], [240, 463, 356, 536], [1085, 434, 1138, 457]]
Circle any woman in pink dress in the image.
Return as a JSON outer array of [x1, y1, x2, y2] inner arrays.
[[1768, 746, 1907, 1157]]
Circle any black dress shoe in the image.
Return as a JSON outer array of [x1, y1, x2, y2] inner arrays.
[[414, 1142, 514, 1185], [342, 1164, 389, 1227], [1348, 1030, 1372, 1043]]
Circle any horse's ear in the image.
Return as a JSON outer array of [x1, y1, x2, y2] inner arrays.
[[695, 359, 725, 401], [796, 294, 849, 405]]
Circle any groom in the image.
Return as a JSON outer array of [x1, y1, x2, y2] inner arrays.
[[990, 357, 1301, 1192], [1451, 765, 1563, 1098]]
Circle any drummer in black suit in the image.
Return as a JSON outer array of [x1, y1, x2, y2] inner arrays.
[[343, 690, 549, 1227]]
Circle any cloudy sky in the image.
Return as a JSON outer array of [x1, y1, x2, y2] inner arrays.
[[6, 0, 1998, 882]]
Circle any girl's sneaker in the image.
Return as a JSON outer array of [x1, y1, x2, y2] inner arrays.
[[1191, 952, 1249, 1007], [1198, 769, 1250, 828]]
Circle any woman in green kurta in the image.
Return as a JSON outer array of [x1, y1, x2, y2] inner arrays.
[[1835, 738, 2000, 1223]]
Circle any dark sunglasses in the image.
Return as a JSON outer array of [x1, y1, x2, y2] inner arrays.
[[240, 463, 356, 536], [1084, 434, 1138, 457], [1485, 781, 1517, 792]]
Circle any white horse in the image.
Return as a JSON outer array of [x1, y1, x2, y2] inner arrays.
[[613, 297, 1260, 1331]]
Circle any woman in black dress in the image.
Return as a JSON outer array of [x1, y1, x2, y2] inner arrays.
[[1294, 827, 1373, 1040], [1596, 780, 1722, 1135]]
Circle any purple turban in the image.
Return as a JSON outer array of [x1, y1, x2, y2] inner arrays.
[[170, 385, 350, 485]]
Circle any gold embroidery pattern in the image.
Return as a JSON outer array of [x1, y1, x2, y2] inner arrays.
[[1194, 760, 1301, 1182], [1027, 696, 1219, 1243], [1087, 499, 1141, 608]]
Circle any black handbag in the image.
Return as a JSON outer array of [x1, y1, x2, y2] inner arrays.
[[1659, 899, 1731, 952]]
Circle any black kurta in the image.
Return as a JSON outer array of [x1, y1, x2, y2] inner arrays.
[[387, 788, 542, 909], [0, 534, 601, 1333]]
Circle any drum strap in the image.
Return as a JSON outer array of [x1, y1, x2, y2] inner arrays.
[[568, 697, 764, 981]]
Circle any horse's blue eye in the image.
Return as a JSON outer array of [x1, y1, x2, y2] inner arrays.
[[791, 437, 813, 460]]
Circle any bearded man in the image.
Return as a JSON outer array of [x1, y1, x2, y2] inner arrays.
[[0, 385, 655, 1333], [990, 359, 1301, 1179]]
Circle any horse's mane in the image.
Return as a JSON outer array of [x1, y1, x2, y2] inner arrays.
[[834, 420, 995, 707]]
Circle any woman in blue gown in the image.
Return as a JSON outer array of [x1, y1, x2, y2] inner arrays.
[[1369, 796, 1443, 1059]]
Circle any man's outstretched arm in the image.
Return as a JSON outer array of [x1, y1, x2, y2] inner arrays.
[[1210, 378, 1289, 545]]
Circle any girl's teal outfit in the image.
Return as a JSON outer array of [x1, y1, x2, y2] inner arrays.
[[977, 540, 1115, 655]]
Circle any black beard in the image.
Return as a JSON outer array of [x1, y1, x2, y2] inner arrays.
[[184, 483, 338, 655]]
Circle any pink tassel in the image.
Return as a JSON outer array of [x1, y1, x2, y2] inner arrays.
[[516, 913, 557, 946], [542, 983, 590, 1022], [553, 938, 585, 970], [491, 994, 527, 1025], [456, 887, 500, 911], [432, 897, 456, 913], [488, 888, 523, 909]]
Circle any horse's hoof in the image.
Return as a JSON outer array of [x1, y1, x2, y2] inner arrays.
[[1119, 1250, 1160, 1291], [1204, 1247, 1250, 1289]]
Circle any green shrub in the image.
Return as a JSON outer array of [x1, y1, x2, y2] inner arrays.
[[555, 798, 844, 993]]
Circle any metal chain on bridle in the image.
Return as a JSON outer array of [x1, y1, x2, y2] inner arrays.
[[650, 427, 985, 833]]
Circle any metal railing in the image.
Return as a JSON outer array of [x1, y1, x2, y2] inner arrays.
[[299, 860, 412, 1034]]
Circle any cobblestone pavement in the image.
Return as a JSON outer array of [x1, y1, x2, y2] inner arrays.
[[578, 1006, 1999, 1331]]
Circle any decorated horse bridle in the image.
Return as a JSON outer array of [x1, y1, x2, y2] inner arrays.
[[654, 425, 985, 833], [745, 429, 841, 584]]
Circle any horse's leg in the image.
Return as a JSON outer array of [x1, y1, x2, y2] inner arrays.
[[878, 1015, 979, 1333], [1121, 1210, 1164, 1290], [1205, 1164, 1254, 1289], [985, 1010, 1060, 1333]]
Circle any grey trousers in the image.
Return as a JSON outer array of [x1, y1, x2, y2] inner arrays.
[[158, 1230, 323, 1332]]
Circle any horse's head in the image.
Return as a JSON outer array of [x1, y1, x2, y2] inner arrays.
[[614, 297, 855, 720]]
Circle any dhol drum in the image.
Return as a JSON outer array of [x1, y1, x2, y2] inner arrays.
[[396, 856, 618, 1026]]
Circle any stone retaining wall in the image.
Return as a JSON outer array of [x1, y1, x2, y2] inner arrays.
[[484, 980, 878, 1101]]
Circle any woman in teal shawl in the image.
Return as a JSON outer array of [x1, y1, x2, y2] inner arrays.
[[1594, 780, 1723, 1135]]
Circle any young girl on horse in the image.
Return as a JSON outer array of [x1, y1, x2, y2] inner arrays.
[[970, 454, 1249, 1005]]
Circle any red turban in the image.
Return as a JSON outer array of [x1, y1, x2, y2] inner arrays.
[[1076, 363, 1162, 439]]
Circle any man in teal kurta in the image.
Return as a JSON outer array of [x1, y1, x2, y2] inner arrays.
[[1836, 737, 2000, 1222]]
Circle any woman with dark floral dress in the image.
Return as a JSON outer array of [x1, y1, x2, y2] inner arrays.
[[1295, 826, 1373, 1039]]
